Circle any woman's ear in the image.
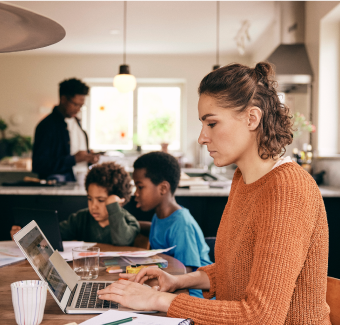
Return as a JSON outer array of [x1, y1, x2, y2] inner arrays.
[[247, 106, 262, 130]]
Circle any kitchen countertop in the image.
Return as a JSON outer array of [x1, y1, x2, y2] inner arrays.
[[0, 184, 339, 197]]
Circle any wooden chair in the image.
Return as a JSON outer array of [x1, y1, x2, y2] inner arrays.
[[327, 276, 340, 324], [133, 221, 151, 250]]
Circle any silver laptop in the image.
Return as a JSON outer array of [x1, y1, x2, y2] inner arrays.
[[13, 220, 154, 314]]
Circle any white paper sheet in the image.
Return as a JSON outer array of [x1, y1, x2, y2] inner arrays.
[[59, 241, 97, 261], [79, 310, 185, 325], [0, 241, 25, 267], [99, 246, 176, 258], [0, 241, 98, 266]]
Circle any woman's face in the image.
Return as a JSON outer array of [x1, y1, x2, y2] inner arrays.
[[198, 94, 255, 167]]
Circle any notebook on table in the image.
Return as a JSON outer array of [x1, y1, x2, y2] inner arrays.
[[79, 309, 194, 325], [13, 220, 156, 314], [13, 207, 64, 251]]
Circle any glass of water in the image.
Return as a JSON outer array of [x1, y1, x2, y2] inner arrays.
[[72, 246, 100, 280]]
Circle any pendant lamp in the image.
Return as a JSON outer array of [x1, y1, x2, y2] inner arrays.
[[213, 1, 221, 70], [113, 1, 136, 93]]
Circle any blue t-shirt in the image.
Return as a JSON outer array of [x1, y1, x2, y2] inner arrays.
[[149, 207, 212, 298]]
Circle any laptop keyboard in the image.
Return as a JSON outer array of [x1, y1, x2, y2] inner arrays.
[[74, 282, 118, 309]]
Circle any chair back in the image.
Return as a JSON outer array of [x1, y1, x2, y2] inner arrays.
[[133, 233, 150, 249], [133, 221, 152, 250], [205, 237, 216, 263], [327, 276, 340, 325]]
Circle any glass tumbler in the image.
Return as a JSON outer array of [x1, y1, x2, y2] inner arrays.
[[72, 246, 100, 280]]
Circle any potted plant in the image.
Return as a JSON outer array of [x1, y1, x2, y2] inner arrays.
[[292, 112, 316, 138], [7, 133, 33, 157], [147, 115, 174, 152]]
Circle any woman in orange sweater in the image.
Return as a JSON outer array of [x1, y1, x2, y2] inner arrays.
[[98, 62, 331, 324]]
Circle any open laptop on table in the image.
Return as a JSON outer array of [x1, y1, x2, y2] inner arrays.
[[14, 220, 154, 314], [13, 207, 63, 251]]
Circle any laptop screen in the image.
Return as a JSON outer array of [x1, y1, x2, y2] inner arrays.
[[18, 226, 68, 302]]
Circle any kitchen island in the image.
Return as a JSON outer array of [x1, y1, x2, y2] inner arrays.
[[0, 184, 339, 277]]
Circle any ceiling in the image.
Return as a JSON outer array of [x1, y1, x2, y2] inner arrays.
[[7, 1, 276, 56]]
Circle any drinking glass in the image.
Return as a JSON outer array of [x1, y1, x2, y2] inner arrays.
[[11, 280, 48, 325], [72, 246, 100, 280]]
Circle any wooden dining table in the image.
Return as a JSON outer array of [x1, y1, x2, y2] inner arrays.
[[0, 243, 188, 325]]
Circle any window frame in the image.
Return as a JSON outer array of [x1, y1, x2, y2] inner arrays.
[[82, 78, 186, 153]]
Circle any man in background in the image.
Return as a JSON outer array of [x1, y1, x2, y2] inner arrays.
[[32, 78, 99, 182]]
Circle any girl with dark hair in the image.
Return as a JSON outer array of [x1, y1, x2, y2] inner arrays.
[[97, 63, 331, 325]]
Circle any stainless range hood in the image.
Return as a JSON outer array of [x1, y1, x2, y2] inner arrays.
[[266, 2, 312, 93]]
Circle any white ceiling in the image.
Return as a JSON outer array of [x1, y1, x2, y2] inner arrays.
[[7, 1, 276, 56]]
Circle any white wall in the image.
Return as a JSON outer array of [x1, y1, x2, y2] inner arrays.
[[0, 53, 251, 164], [305, 1, 340, 186]]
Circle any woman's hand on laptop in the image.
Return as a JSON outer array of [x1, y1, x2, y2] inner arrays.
[[134, 267, 180, 293], [10, 225, 21, 240], [97, 279, 176, 312], [118, 272, 160, 289]]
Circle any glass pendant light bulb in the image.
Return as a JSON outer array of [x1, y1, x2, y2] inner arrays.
[[113, 2, 136, 93], [113, 64, 136, 93]]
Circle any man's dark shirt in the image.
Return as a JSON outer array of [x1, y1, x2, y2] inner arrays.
[[32, 107, 88, 181]]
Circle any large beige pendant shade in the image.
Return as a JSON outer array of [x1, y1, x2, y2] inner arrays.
[[0, 2, 65, 53]]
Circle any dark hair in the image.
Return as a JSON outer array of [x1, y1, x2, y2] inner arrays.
[[198, 62, 293, 159], [85, 162, 131, 205], [59, 78, 89, 99], [133, 152, 180, 194]]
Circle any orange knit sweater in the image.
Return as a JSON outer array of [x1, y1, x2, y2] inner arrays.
[[167, 162, 331, 324]]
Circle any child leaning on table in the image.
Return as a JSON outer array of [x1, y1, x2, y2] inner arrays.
[[132, 151, 212, 298], [10, 162, 140, 246]]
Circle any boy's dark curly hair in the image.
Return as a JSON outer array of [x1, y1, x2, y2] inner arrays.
[[198, 62, 294, 159], [59, 78, 89, 99], [85, 162, 131, 205], [133, 152, 180, 194]]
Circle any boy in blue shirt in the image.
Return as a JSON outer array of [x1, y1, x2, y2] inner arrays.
[[133, 151, 211, 298]]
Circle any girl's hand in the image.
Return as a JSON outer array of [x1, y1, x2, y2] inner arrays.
[[133, 267, 180, 293], [97, 279, 175, 312], [106, 195, 125, 206]]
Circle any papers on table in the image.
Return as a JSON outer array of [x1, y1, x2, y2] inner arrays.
[[0, 241, 25, 267], [103, 255, 169, 269], [0, 240, 97, 266], [99, 246, 176, 258], [79, 309, 185, 325], [0, 241, 174, 265], [59, 241, 97, 261]]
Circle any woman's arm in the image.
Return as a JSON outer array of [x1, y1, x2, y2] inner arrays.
[[166, 181, 325, 324], [98, 268, 211, 312]]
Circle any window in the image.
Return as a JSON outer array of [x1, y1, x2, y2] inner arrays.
[[137, 86, 181, 150], [318, 7, 340, 157], [82, 79, 184, 152]]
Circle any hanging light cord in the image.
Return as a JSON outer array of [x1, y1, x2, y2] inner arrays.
[[216, 1, 220, 66], [123, 1, 127, 64]]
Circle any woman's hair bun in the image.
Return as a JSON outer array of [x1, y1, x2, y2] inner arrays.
[[254, 62, 274, 86]]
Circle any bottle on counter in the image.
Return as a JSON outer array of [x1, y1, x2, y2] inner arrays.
[[301, 143, 312, 174]]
